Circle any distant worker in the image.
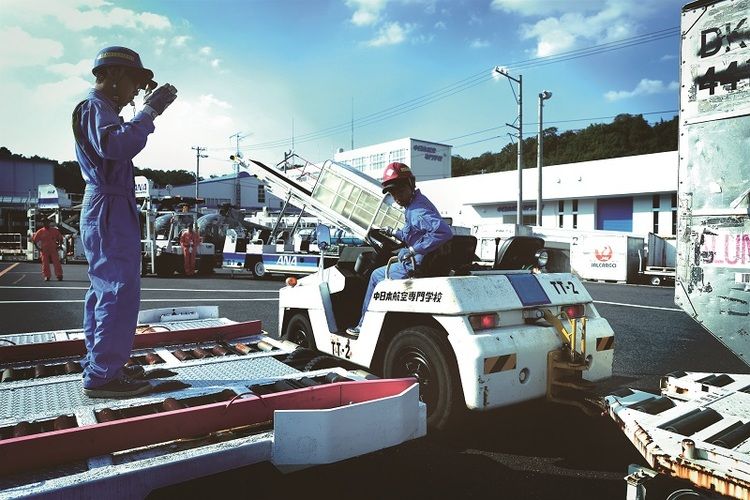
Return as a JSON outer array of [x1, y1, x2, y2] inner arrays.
[[32, 219, 64, 281], [347, 163, 452, 337], [72, 46, 178, 398], [180, 223, 201, 276]]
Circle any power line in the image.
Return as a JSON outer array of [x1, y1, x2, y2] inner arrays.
[[440, 109, 678, 143], [222, 27, 679, 152], [450, 109, 678, 149]]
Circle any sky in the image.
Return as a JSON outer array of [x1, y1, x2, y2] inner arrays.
[[0, 0, 684, 178]]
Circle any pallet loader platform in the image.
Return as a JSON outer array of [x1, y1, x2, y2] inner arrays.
[[0, 306, 425, 499]]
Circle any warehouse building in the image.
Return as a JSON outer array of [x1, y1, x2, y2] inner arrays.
[[0, 157, 55, 233], [334, 137, 451, 182], [152, 171, 284, 212], [418, 151, 678, 237]]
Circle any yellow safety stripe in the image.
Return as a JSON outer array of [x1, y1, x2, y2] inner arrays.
[[596, 336, 615, 351], [483, 353, 517, 374]]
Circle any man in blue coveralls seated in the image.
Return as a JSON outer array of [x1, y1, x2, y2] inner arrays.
[[347, 162, 452, 337], [72, 46, 178, 398]]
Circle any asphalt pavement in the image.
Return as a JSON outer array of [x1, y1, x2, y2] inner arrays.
[[1, 261, 746, 499]]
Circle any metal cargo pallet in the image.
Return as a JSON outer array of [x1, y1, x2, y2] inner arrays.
[[0, 307, 426, 499], [605, 372, 750, 499]]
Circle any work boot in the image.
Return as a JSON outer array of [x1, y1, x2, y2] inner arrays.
[[83, 377, 152, 399], [57, 276, 63, 281], [43, 277, 50, 281], [122, 365, 145, 380], [346, 326, 360, 338]]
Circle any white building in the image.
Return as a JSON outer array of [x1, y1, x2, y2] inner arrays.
[[418, 151, 678, 238], [334, 137, 451, 182], [153, 171, 284, 212]]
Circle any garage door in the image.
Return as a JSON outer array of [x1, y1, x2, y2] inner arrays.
[[596, 197, 633, 231]]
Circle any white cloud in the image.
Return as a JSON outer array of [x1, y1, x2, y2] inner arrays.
[[0, 27, 64, 68], [2, 0, 171, 31], [210, 58, 221, 68], [604, 79, 679, 101], [199, 94, 232, 109], [48, 59, 91, 78], [347, 0, 388, 26], [470, 38, 490, 49], [490, 0, 603, 16], [172, 35, 190, 47], [366, 21, 412, 47], [133, 94, 239, 175], [520, 1, 642, 56], [199, 46, 212, 56], [434, 20, 446, 29], [660, 54, 677, 61], [81, 35, 98, 47]]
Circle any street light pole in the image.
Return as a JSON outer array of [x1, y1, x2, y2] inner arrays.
[[537, 91, 552, 226], [493, 66, 523, 224], [192, 146, 207, 212]]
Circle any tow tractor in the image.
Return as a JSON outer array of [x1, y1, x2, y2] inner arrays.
[[0, 306, 425, 498], [604, 1, 750, 498], [137, 177, 215, 277], [228, 152, 616, 429]]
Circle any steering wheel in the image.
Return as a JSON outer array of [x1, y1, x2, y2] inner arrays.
[[365, 228, 404, 258]]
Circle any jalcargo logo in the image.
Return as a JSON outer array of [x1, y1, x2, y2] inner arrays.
[[594, 245, 613, 262]]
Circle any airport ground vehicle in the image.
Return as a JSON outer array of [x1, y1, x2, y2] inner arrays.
[[605, 1, 750, 497], [137, 177, 215, 277], [227, 154, 616, 429], [0, 306, 425, 498]]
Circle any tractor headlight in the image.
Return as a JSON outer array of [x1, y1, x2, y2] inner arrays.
[[535, 249, 549, 268]]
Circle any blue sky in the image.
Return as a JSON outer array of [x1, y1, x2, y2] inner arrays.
[[0, 0, 683, 177]]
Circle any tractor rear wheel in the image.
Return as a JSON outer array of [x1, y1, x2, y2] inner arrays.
[[383, 326, 462, 430]]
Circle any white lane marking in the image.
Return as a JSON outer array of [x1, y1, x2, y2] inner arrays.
[[12, 275, 25, 285], [0, 263, 20, 278], [0, 298, 280, 304], [0, 286, 279, 293], [594, 300, 682, 312]]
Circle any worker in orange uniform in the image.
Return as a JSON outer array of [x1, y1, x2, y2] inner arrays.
[[179, 223, 201, 276], [32, 219, 64, 281]]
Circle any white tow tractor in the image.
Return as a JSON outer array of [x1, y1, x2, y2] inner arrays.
[[230, 153, 617, 428]]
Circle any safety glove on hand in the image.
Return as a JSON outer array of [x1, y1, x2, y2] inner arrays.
[[382, 226, 395, 237], [143, 84, 178, 119], [398, 247, 415, 264]]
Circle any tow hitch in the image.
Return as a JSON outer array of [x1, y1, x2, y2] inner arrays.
[[543, 308, 604, 416]]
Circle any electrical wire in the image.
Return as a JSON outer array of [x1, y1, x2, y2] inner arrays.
[[216, 27, 679, 152]]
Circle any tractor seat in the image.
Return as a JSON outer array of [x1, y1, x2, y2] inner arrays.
[[414, 235, 477, 278], [494, 236, 544, 270]]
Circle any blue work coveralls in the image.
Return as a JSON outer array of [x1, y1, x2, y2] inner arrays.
[[358, 189, 452, 327], [73, 89, 155, 388]]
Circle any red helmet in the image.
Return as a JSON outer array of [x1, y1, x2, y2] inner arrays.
[[381, 162, 414, 193]]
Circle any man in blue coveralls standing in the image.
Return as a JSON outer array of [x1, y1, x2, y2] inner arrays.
[[347, 162, 452, 337], [73, 46, 177, 398]]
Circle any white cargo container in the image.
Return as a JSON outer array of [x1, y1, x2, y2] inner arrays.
[[569, 234, 644, 282]]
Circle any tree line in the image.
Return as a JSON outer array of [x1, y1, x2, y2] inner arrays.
[[2, 113, 677, 194], [452, 113, 677, 177], [0, 146, 199, 195]]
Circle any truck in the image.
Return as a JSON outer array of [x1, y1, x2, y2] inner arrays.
[[605, 1, 750, 497], [226, 153, 617, 429]]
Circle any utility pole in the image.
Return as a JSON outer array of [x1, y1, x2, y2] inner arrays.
[[493, 66, 524, 224], [537, 91, 552, 227], [229, 132, 244, 207], [191, 146, 207, 213]]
